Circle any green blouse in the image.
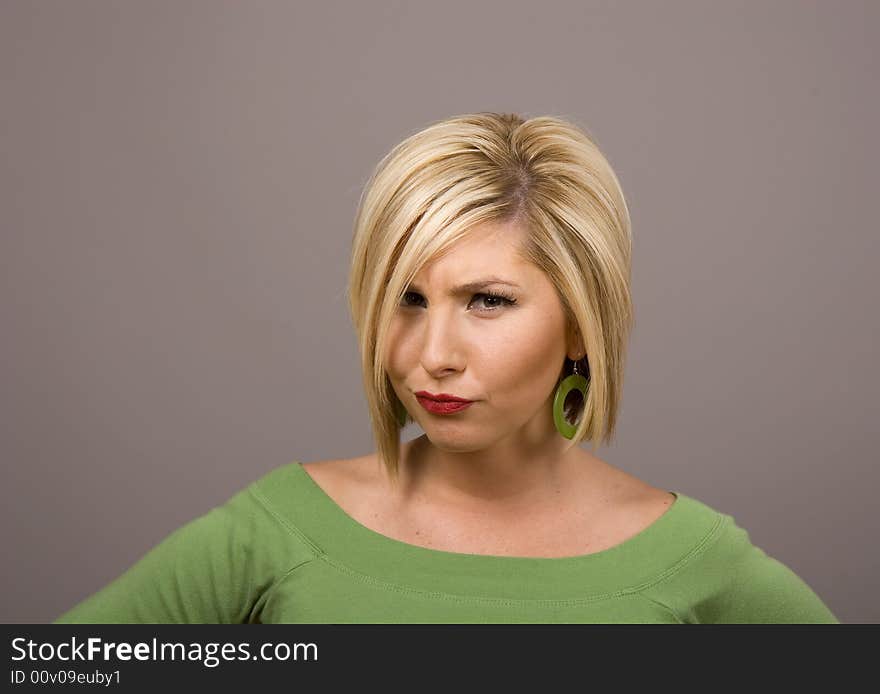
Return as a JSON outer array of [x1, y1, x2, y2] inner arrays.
[[54, 461, 840, 624]]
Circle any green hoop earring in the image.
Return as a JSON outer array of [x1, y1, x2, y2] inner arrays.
[[553, 357, 589, 439]]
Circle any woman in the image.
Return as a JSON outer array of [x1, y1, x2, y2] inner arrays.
[[54, 112, 839, 624]]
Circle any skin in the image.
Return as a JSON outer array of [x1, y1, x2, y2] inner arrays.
[[384, 218, 588, 512], [302, 219, 675, 557]]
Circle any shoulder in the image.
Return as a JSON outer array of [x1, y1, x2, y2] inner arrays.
[[638, 497, 840, 623], [246, 456, 365, 502], [299, 455, 373, 485], [572, 452, 677, 531], [298, 454, 385, 518]]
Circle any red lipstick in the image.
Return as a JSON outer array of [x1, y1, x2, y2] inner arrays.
[[414, 391, 474, 415]]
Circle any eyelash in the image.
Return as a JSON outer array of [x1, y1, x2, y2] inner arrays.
[[400, 291, 517, 313]]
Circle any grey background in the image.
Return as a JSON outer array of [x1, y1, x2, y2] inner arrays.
[[2, 0, 876, 624]]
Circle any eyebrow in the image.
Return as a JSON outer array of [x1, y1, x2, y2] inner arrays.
[[406, 277, 522, 296]]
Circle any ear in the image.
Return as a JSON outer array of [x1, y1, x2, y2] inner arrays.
[[566, 322, 585, 362]]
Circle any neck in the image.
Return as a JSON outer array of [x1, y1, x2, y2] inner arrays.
[[391, 431, 593, 513]]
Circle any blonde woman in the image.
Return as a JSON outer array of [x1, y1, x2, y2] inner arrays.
[[55, 112, 839, 624]]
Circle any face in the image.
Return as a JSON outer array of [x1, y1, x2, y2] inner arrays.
[[384, 219, 581, 453]]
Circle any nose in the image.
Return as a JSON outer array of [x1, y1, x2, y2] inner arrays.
[[418, 304, 465, 377]]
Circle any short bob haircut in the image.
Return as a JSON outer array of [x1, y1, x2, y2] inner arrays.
[[347, 112, 633, 484]]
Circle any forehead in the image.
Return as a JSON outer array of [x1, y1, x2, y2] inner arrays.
[[412, 221, 533, 283]]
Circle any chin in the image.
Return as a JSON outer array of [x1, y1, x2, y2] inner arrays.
[[420, 426, 497, 453]]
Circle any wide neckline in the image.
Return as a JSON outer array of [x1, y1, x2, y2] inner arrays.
[[295, 460, 681, 562], [258, 461, 721, 600]]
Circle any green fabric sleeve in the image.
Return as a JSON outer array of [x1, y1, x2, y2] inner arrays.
[[642, 515, 840, 624], [52, 482, 315, 624]]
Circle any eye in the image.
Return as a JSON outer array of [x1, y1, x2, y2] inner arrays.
[[470, 291, 517, 312], [398, 291, 517, 313], [400, 291, 426, 308]]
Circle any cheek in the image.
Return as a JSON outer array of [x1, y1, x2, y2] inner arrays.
[[383, 315, 413, 378], [383, 307, 567, 392], [479, 313, 567, 395]]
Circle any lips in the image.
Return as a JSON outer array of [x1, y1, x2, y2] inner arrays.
[[416, 396, 473, 415], [414, 391, 472, 403]]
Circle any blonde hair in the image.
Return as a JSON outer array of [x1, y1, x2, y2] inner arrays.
[[347, 112, 633, 484]]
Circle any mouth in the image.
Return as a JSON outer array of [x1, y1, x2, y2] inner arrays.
[[413, 391, 473, 403], [415, 396, 474, 415]]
